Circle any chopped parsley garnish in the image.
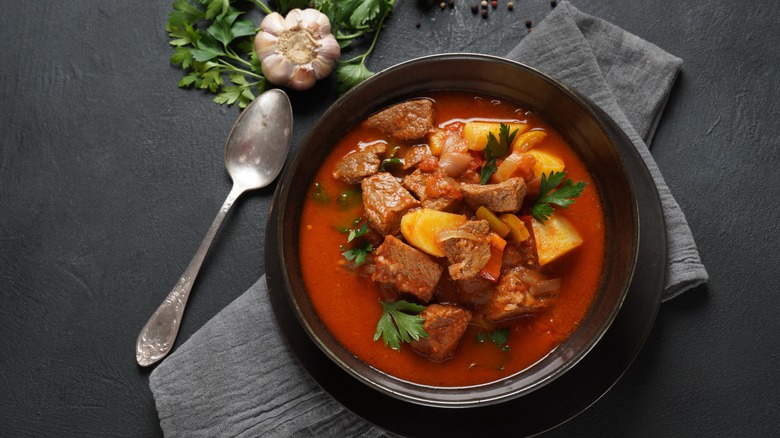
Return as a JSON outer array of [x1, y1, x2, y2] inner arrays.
[[374, 300, 428, 351], [480, 123, 519, 184], [312, 182, 329, 203], [531, 171, 588, 223], [476, 328, 511, 352], [336, 188, 362, 209], [340, 220, 373, 266]]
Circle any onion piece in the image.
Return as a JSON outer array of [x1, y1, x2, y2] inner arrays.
[[441, 132, 469, 154], [438, 152, 472, 177], [436, 228, 479, 243]]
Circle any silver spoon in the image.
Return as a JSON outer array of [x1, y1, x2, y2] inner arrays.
[[135, 89, 293, 367]]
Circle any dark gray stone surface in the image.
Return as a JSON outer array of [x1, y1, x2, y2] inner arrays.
[[1, 0, 777, 436]]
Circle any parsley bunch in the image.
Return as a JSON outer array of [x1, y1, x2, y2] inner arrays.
[[166, 0, 396, 107]]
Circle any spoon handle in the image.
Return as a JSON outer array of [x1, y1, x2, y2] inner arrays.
[[135, 184, 244, 366]]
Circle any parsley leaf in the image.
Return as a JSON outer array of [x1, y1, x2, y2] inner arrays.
[[167, 0, 397, 104], [166, 1, 265, 108], [531, 171, 588, 223], [476, 328, 511, 352], [480, 123, 519, 184], [335, 60, 374, 94], [374, 300, 428, 351], [340, 220, 373, 266]]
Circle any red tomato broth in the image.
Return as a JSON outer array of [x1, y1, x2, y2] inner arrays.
[[298, 92, 605, 387]]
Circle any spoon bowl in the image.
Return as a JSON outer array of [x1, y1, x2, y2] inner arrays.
[[226, 90, 293, 190], [136, 89, 293, 367]]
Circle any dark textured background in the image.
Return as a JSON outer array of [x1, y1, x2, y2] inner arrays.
[[1, 0, 778, 436]]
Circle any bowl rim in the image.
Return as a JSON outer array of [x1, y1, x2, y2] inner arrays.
[[271, 53, 640, 408]]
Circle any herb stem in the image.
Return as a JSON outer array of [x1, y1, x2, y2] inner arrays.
[[343, 0, 395, 66], [216, 59, 264, 79], [249, 0, 274, 15]]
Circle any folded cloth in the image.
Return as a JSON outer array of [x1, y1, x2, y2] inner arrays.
[[149, 2, 708, 436], [505, 1, 707, 300]]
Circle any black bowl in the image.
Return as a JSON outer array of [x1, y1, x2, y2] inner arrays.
[[269, 54, 638, 408]]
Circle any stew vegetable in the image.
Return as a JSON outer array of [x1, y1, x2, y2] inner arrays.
[[299, 92, 605, 386]]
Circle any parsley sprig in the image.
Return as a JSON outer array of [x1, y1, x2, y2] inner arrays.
[[480, 123, 519, 184], [166, 0, 397, 107], [531, 171, 587, 223], [374, 300, 428, 351]]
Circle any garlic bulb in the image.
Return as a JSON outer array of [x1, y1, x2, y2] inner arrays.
[[255, 9, 341, 91]]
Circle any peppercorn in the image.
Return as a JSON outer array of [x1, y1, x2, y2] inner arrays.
[[525, 19, 533, 28], [440, 1, 446, 10], [551, 0, 557, 7], [471, 3, 478, 14], [448, 0, 455, 8], [507, 2, 514, 10], [481, 8, 488, 18], [415, 20, 421, 28], [481, 0, 488, 8], [491, 0, 497, 8]]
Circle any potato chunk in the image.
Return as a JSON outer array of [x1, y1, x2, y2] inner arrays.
[[527, 149, 565, 179], [400, 209, 467, 257], [462, 121, 529, 151], [531, 213, 583, 265]]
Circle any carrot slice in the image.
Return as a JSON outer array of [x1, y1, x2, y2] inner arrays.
[[479, 233, 507, 282]]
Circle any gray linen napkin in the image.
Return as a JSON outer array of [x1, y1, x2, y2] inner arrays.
[[149, 2, 708, 436]]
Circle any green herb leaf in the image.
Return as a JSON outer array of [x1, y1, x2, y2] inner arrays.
[[312, 182, 329, 203], [166, 0, 396, 105], [341, 241, 373, 265], [476, 328, 511, 352], [335, 61, 374, 94], [336, 188, 362, 209], [374, 300, 428, 351], [347, 221, 370, 242], [340, 219, 373, 265], [480, 123, 518, 184], [531, 171, 587, 223], [379, 157, 403, 171]]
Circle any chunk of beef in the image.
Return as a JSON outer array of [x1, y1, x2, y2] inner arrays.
[[437, 220, 492, 280], [363, 99, 434, 141], [402, 168, 462, 212], [371, 235, 443, 302], [332, 142, 387, 184], [362, 172, 420, 236], [411, 304, 472, 362], [460, 177, 527, 213], [403, 145, 432, 170], [483, 267, 560, 321], [435, 275, 495, 311]]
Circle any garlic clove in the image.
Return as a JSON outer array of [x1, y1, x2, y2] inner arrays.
[[254, 31, 279, 60], [261, 53, 295, 87], [316, 35, 340, 59], [288, 66, 317, 91], [300, 8, 330, 36], [260, 12, 287, 36], [284, 8, 304, 29]]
